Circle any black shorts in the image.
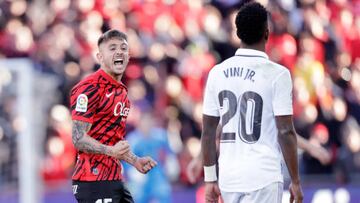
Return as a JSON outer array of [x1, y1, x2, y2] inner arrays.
[[72, 180, 134, 203]]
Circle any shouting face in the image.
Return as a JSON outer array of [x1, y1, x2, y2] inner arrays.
[[97, 38, 130, 79]]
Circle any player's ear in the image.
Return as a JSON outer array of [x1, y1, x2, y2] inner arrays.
[[264, 27, 269, 41], [96, 52, 103, 63]]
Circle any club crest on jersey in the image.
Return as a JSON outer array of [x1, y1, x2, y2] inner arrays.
[[114, 102, 130, 117], [76, 94, 88, 112]]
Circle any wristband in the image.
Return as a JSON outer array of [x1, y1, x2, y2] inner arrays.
[[204, 165, 217, 182]]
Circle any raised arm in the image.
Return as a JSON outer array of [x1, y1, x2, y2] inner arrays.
[[276, 115, 303, 203], [72, 120, 130, 159]]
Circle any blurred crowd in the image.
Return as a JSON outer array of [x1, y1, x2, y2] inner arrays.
[[0, 0, 360, 196]]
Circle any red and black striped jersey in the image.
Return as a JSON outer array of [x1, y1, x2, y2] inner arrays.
[[70, 68, 130, 181]]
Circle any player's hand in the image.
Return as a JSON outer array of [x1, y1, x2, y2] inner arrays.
[[289, 182, 303, 203], [108, 141, 130, 159], [307, 144, 331, 165], [134, 156, 157, 174], [186, 157, 203, 184], [204, 182, 221, 203]]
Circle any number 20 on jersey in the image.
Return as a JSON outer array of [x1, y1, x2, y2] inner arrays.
[[219, 90, 263, 144]]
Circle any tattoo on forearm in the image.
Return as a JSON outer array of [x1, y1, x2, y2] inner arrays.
[[122, 151, 138, 165], [76, 141, 108, 155], [72, 120, 90, 144], [72, 120, 108, 155]]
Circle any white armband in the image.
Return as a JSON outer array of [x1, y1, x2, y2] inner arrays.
[[204, 165, 217, 182]]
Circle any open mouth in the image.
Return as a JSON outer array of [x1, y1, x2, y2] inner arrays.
[[114, 59, 124, 66]]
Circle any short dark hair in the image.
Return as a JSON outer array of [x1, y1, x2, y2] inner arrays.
[[235, 2, 268, 45], [97, 29, 128, 47]]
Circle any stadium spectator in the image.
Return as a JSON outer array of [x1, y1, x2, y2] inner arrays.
[[125, 111, 178, 203]]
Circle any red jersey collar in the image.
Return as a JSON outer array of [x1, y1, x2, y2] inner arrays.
[[98, 68, 127, 89]]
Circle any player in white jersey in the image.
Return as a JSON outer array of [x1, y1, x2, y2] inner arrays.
[[201, 2, 303, 203]]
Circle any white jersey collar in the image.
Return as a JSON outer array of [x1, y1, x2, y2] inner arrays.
[[235, 48, 269, 59]]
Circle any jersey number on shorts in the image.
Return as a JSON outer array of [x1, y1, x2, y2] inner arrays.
[[95, 198, 112, 203], [219, 90, 263, 143]]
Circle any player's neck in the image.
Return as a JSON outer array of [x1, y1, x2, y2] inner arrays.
[[240, 42, 266, 53], [102, 67, 123, 83]]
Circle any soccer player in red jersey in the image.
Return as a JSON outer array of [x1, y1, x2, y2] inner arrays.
[[70, 29, 157, 203]]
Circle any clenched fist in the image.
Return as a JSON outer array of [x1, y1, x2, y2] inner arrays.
[[134, 156, 157, 174]]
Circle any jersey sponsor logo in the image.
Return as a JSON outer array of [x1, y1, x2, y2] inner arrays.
[[75, 94, 88, 112], [114, 102, 130, 117], [106, 92, 114, 98], [72, 184, 78, 194]]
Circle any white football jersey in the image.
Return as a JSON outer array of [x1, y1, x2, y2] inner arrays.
[[203, 48, 293, 192]]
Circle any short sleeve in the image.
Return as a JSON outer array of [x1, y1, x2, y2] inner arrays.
[[272, 70, 293, 116], [203, 68, 220, 117], [70, 83, 100, 123]]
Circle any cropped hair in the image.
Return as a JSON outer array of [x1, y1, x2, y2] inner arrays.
[[235, 2, 268, 45], [97, 29, 128, 47]]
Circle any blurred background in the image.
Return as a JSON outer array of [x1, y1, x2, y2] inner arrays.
[[0, 0, 360, 202]]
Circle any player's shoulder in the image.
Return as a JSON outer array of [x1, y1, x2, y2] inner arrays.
[[208, 58, 232, 74], [266, 60, 291, 79], [216, 56, 235, 68], [210, 55, 243, 72], [71, 72, 100, 94], [206, 56, 240, 80], [267, 60, 288, 71]]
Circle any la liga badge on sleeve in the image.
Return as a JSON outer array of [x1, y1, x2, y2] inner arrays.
[[75, 94, 88, 112]]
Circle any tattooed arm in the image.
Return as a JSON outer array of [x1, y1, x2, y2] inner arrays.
[[72, 120, 130, 158], [120, 150, 157, 174], [121, 151, 138, 165], [72, 120, 156, 173]]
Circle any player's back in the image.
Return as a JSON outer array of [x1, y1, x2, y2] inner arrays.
[[203, 49, 293, 192]]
